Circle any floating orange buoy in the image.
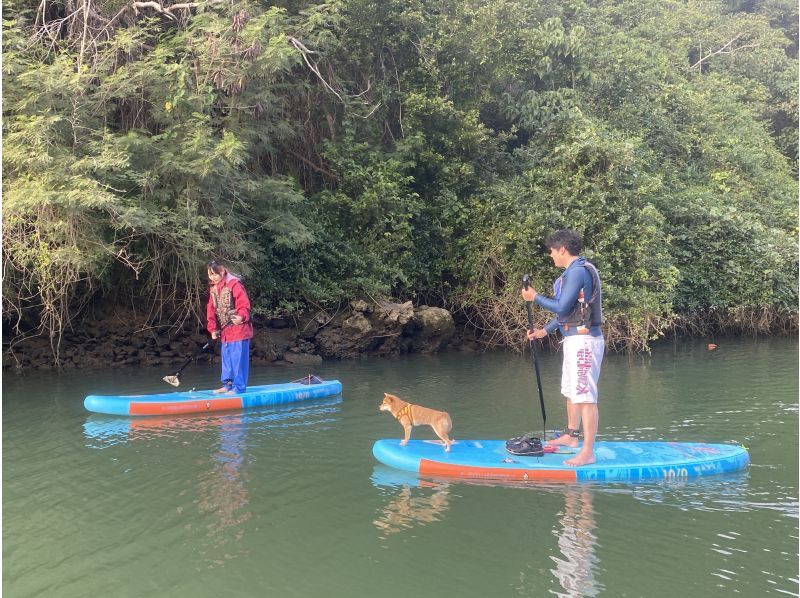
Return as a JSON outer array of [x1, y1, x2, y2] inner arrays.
[[707, 343, 718, 350]]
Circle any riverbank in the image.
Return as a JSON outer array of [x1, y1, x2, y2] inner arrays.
[[2, 299, 478, 372], [4, 299, 797, 373]]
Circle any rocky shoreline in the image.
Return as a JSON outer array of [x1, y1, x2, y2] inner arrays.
[[3, 299, 481, 372]]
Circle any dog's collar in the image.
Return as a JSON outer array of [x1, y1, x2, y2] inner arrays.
[[395, 404, 413, 421]]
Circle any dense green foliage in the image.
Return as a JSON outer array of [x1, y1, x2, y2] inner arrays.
[[3, 0, 797, 352]]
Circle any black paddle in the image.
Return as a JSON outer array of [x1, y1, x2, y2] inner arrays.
[[162, 340, 213, 387], [522, 274, 547, 439], [163, 315, 238, 387]]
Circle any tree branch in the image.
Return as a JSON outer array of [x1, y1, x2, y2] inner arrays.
[[691, 33, 759, 70], [287, 36, 344, 101], [287, 150, 338, 181]]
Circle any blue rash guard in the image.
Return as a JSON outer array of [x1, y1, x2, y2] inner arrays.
[[535, 257, 603, 337]]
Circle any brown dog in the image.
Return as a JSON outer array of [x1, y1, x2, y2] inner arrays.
[[379, 393, 453, 451]]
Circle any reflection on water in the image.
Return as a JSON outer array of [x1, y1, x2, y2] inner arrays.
[[82, 397, 342, 570], [371, 468, 604, 597], [193, 415, 251, 568], [82, 396, 343, 448], [370, 468, 765, 597], [371, 467, 451, 537], [626, 472, 762, 513], [549, 487, 602, 597]]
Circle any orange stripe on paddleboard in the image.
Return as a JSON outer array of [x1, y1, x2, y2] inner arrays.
[[419, 459, 578, 481], [129, 397, 243, 415]]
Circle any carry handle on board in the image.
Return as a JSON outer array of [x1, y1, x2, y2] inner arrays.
[[292, 374, 324, 385]]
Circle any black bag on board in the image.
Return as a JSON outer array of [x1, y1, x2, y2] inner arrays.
[[505, 434, 545, 457]]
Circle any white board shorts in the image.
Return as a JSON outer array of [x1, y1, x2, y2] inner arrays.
[[561, 334, 605, 404]]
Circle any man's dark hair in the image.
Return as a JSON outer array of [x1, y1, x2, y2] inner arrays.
[[545, 229, 583, 256]]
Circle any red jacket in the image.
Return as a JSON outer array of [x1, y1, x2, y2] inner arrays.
[[206, 274, 253, 343]]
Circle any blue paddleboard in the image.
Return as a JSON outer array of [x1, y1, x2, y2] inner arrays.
[[372, 439, 749, 482], [85, 379, 343, 416]]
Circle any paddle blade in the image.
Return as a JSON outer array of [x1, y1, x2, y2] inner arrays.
[[162, 375, 180, 387]]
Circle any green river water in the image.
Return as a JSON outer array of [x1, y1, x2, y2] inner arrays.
[[3, 337, 798, 597]]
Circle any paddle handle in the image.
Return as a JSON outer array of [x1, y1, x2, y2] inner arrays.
[[522, 275, 535, 330]]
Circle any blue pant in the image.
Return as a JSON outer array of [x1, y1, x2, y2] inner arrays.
[[220, 339, 250, 393]]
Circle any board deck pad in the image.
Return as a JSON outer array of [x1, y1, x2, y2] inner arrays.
[[372, 439, 749, 482], [84, 379, 342, 416]]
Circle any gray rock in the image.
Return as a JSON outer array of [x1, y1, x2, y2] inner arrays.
[[342, 313, 373, 336], [350, 299, 371, 313], [411, 306, 455, 353]]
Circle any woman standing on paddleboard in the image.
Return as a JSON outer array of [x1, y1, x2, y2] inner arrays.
[[206, 260, 253, 394]]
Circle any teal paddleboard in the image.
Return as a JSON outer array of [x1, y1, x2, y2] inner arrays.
[[372, 439, 749, 482]]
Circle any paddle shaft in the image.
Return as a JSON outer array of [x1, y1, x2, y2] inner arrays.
[[523, 275, 547, 438], [171, 341, 212, 377], [167, 318, 235, 380]]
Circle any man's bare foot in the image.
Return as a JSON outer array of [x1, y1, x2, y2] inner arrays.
[[546, 434, 580, 448], [213, 386, 231, 394], [564, 450, 595, 467]]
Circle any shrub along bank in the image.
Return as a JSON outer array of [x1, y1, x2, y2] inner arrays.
[[3, 0, 797, 362]]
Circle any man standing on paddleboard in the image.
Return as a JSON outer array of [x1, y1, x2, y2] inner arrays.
[[521, 230, 605, 466], [206, 260, 254, 394]]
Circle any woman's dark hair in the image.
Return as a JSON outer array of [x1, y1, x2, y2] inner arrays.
[[545, 229, 583, 256], [206, 260, 227, 275]]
